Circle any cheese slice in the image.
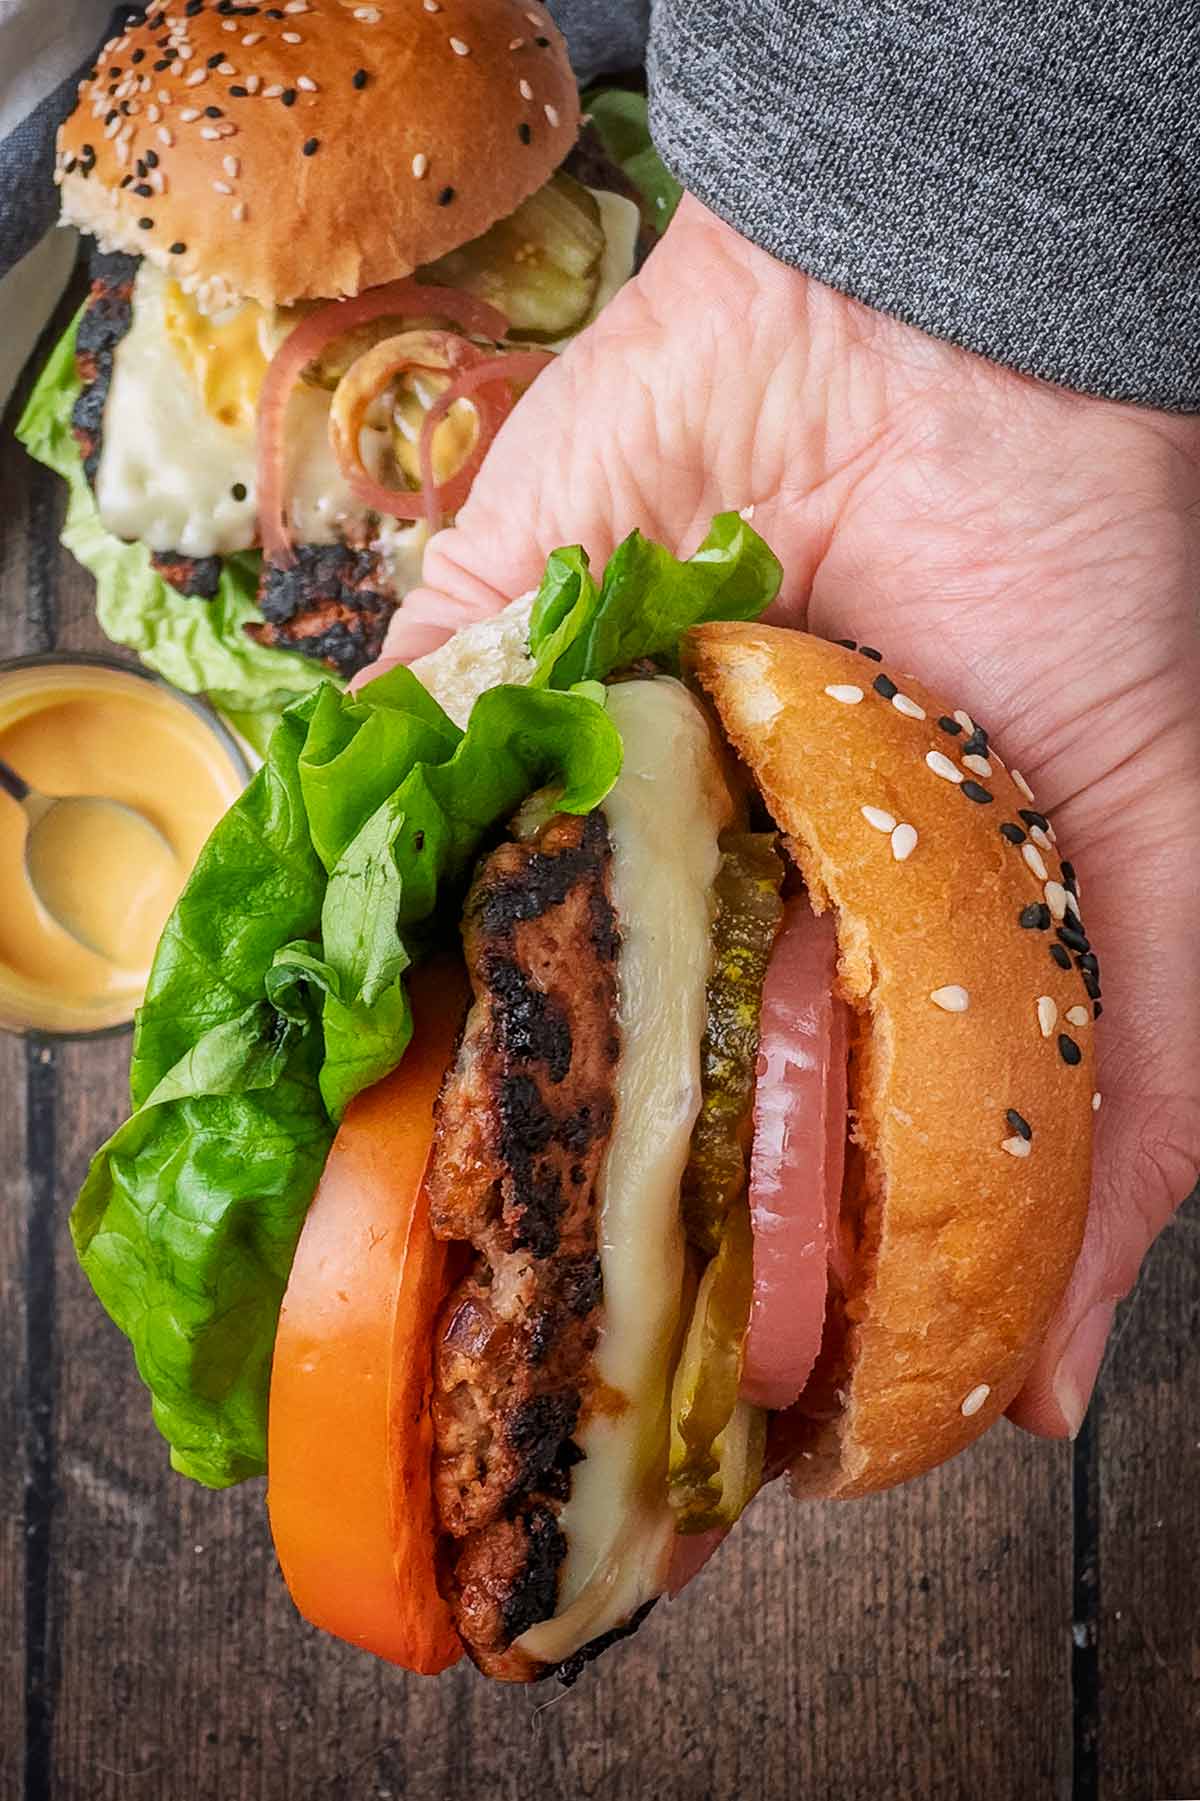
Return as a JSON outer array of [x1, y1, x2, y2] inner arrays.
[[517, 678, 736, 1665]]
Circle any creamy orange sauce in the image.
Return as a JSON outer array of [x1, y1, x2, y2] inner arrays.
[[0, 663, 246, 1034]]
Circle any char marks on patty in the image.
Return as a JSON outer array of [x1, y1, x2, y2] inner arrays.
[[427, 809, 620, 1680], [247, 547, 399, 678]]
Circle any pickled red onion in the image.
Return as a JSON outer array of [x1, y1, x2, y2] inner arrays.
[[415, 350, 553, 533], [255, 281, 507, 567], [740, 903, 849, 1412]]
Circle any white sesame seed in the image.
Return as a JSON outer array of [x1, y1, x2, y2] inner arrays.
[[1065, 1005, 1090, 1028], [218, 62, 236, 75], [891, 823, 918, 861], [180, 107, 200, 120], [114, 138, 130, 164], [1092, 1091, 1102, 1111], [281, 30, 302, 42], [1037, 996, 1057, 1038], [242, 32, 262, 45], [1027, 824, 1051, 851], [222, 16, 238, 27], [1065, 891, 1082, 921], [1012, 768, 1035, 802], [185, 67, 207, 86], [519, 78, 533, 99], [525, 8, 543, 22], [926, 750, 963, 784], [212, 176, 232, 190], [953, 709, 974, 734], [1044, 880, 1068, 921], [113, 34, 129, 50], [216, 121, 236, 137], [450, 36, 470, 55], [170, 61, 184, 75], [353, 5, 381, 18], [861, 805, 896, 834], [158, 89, 172, 103], [284, 0, 310, 9], [245, 74, 261, 92], [544, 102, 560, 126], [177, 44, 193, 59], [139, 75, 152, 92], [263, 83, 283, 97], [930, 985, 970, 1013], [1001, 1136, 1032, 1160], [148, 103, 161, 121], [963, 753, 992, 778], [424, 0, 442, 9], [202, 128, 222, 140], [158, 126, 174, 145], [509, 36, 525, 49], [1022, 843, 1048, 880], [223, 154, 240, 177], [892, 692, 925, 720], [412, 151, 429, 177], [961, 1383, 991, 1415], [232, 200, 247, 221], [104, 116, 121, 137], [297, 75, 317, 90], [824, 683, 863, 705]]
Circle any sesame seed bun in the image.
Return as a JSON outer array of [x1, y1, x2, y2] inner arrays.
[[688, 623, 1095, 1498], [55, 0, 578, 311]]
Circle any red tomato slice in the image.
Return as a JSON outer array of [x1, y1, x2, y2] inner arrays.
[[267, 959, 468, 1673], [740, 903, 849, 1412]]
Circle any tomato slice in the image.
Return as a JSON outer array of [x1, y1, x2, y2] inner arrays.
[[267, 959, 468, 1673]]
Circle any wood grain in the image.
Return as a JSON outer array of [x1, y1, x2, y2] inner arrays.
[[1, 251, 1196, 1801]]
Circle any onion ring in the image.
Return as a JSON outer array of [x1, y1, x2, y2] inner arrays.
[[256, 282, 507, 566]]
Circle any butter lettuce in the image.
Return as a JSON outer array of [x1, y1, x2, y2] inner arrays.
[[16, 311, 327, 744], [584, 88, 683, 230], [72, 518, 780, 1487]]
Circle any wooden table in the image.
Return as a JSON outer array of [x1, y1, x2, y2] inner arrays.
[[2, 280, 1197, 1801]]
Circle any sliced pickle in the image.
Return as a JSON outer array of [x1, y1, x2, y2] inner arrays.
[[669, 1200, 766, 1533], [682, 832, 785, 1258], [420, 173, 604, 341]]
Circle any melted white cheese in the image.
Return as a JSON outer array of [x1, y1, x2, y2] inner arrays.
[[516, 678, 736, 1666]]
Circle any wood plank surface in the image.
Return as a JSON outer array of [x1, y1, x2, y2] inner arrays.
[[1, 252, 1196, 1801]]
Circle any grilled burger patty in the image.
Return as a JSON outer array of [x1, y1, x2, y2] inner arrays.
[[427, 809, 621, 1680], [70, 253, 397, 668]]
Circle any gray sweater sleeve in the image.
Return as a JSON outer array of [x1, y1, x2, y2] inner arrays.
[[551, 0, 1200, 412]]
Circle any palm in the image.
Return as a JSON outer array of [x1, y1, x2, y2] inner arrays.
[[381, 197, 1200, 1434]]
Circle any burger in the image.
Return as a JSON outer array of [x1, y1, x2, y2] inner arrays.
[[17, 0, 647, 737], [74, 515, 1099, 1683]]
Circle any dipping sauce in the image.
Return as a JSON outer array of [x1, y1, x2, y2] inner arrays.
[[0, 658, 247, 1035]]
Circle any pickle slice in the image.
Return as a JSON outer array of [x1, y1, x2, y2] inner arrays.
[[669, 1200, 766, 1533], [682, 833, 785, 1258], [420, 173, 604, 341]]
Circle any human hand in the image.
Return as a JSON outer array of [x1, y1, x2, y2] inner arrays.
[[367, 195, 1200, 1439]]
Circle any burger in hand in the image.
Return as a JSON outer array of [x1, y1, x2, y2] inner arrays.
[[75, 515, 1098, 1681]]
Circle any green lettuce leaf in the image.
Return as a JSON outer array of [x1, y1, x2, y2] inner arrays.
[[584, 88, 683, 229], [15, 311, 328, 730], [528, 511, 783, 687], [73, 672, 622, 1483]]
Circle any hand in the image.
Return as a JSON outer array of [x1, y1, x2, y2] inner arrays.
[[368, 195, 1200, 1438]]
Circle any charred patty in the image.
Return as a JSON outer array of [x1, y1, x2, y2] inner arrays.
[[427, 808, 620, 1680]]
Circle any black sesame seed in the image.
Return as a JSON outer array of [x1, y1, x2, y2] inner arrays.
[[999, 822, 1026, 845], [231, 481, 247, 501], [1082, 970, 1102, 1000], [105, 109, 118, 124], [938, 715, 962, 736], [110, 66, 123, 78], [281, 87, 296, 104], [962, 727, 989, 758], [153, 57, 171, 70], [302, 136, 319, 156], [1049, 944, 1072, 970], [1093, 1000, 1103, 1019], [534, 34, 550, 45], [138, 216, 154, 229], [207, 52, 224, 67], [1006, 1108, 1032, 1141], [1020, 903, 1051, 930], [131, 48, 145, 63], [63, 155, 77, 173], [872, 673, 898, 700], [81, 142, 94, 157], [353, 67, 368, 88], [1058, 1034, 1082, 1067], [265, 5, 284, 13], [230, 85, 248, 96], [833, 637, 857, 650], [204, 104, 222, 117], [437, 185, 456, 204], [134, 181, 153, 197], [135, 158, 147, 177], [186, 0, 203, 11], [119, 174, 133, 188], [858, 645, 883, 661], [1060, 859, 1077, 892], [962, 780, 994, 804], [145, 149, 159, 167], [1018, 808, 1050, 832], [517, 121, 532, 144], [169, 240, 187, 254], [1056, 924, 1089, 954]]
